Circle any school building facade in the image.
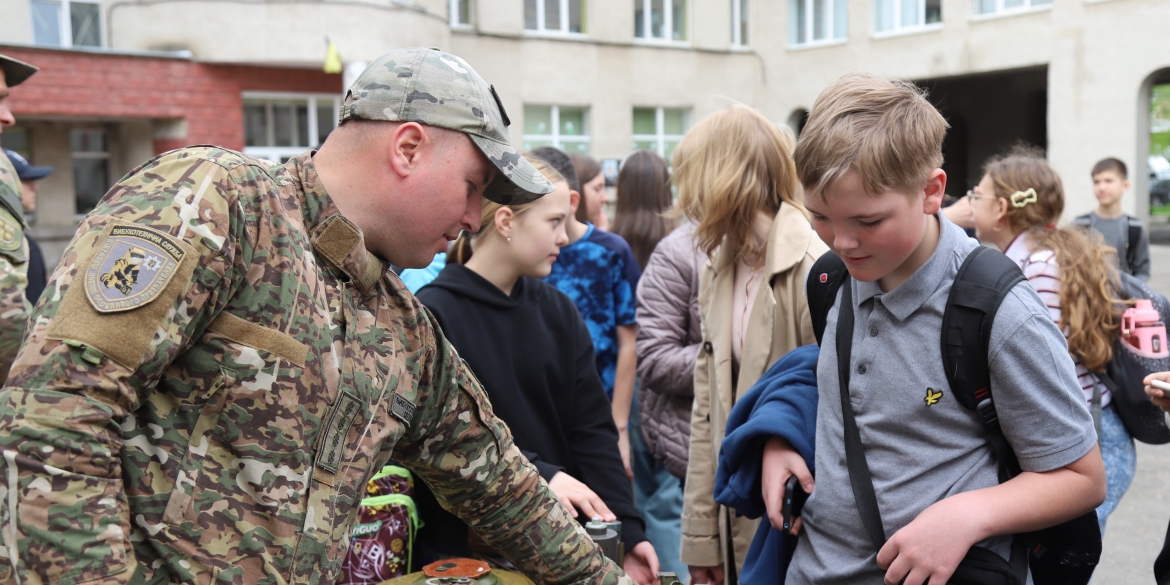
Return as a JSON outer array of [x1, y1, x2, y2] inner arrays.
[[0, 0, 1165, 263]]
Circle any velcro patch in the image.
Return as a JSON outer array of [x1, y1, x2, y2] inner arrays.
[[0, 208, 22, 254], [85, 224, 186, 313], [391, 393, 415, 425], [316, 391, 363, 474]]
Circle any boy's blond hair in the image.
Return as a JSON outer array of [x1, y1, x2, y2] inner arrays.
[[795, 72, 948, 198], [672, 104, 804, 263]]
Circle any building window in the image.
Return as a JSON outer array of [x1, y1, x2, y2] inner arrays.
[[32, 0, 102, 48], [635, 0, 686, 41], [523, 105, 590, 154], [972, 0, 1051, 15], [524, 0, 585, 34], [790, 0, 847, 46], [632, 107, 689, 160], [731, 0, 748, 46], [242, 94, 341, 163], [450, 0, 472, 27], [874, 0, 940, 34], [72, 128, 110, 217]]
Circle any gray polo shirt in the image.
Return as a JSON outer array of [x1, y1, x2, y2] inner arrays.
[[786, 214, 1098, 584]]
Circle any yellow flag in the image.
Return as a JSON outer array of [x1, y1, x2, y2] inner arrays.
[[324, 38, 342, 74]]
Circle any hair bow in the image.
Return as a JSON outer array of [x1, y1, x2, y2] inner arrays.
[[1010, 188, 1038, 208]]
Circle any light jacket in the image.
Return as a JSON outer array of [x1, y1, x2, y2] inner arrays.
[[680, 202, 827, 578], [636, 223, 705, 479]]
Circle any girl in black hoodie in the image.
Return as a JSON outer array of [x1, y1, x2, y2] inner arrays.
[[414, 155, 659, 584]]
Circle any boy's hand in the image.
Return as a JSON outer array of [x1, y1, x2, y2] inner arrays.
[[877, 493, 987, 585], [1144, 372, 1170, 412], [762, 436, 814, 535]]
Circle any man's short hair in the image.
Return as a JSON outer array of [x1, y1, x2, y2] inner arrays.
[[795, 72, 949, 198], [531, 146, 581, 194], [1091, 157, 1127, 180]]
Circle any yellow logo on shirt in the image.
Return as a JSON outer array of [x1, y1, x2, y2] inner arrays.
[[925, 387, 943, 406]]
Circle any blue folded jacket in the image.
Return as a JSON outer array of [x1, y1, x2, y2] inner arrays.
[[714, 344, 819, 584]]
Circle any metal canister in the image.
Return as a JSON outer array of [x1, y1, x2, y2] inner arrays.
[[585, 516, 620, 563]]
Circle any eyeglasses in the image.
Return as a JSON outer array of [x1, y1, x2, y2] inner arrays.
[[966, 189, 993, 203]]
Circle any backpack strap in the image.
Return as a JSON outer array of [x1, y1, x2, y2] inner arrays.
[[941, 246, 1027, 482], [806, 252, 848, 345]]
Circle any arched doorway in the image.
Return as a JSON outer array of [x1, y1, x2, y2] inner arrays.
[[1139, 68, 1170, 222]]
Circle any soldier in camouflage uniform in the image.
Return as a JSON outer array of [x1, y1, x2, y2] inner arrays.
[[0, 48, 627, 585], [0, 55, 38, 380]]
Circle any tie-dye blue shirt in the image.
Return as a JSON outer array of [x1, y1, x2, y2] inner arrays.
[[545, 223, 641, 398]]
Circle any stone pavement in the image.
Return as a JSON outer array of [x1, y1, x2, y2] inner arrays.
[[1093, 244, 1170, 583]]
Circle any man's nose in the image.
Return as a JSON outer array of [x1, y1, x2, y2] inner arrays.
[[463, 193, 483, 232], [0, 105, 15, 128]]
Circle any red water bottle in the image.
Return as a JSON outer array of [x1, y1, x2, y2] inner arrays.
[[1121, 299, 1169, 358]]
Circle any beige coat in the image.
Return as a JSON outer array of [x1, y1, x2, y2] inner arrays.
[[679, 203, 828, 579]]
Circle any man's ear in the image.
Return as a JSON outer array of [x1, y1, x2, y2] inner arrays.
[[388, 122, 426, 178], [922, 168, 947, 215], [568, 190, 581, 214]]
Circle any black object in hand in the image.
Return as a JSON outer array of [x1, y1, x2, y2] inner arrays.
[[781, 475, 809, 532]]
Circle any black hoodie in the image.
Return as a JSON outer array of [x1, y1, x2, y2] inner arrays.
[[414, 263, 647, 554]]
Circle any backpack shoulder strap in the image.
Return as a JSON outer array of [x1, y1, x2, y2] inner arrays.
[[806, 251, 848, 346], [941, 246, 1027, 481], [1128, 217, 1142, 251]]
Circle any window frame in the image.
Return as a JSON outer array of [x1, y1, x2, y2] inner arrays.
[[70, 127, 111, 220], [631, 106, 690, 159], [32, 0, 104, 49], [788, 0, 848, 48], [635, 0, 688, 43], [522, 105, 591, 154], [524, 0, 585, 36], [241, 92, 342, 163], [449, 0, 472, 28], [970, 0, 1052, 19], [731, 0, 748, 47], [872, 0, 942, 37]]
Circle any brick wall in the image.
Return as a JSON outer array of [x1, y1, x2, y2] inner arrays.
[[0, 46, 341, 153]]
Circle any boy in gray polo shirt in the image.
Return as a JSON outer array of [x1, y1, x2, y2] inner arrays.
[[761, 73, 1106, 584]]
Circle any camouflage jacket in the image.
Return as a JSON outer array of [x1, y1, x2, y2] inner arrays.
[[0, 151, 29, 379], [0, 147, 622, 585]]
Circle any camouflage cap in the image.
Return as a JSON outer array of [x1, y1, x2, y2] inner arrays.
[[340, 48, 553, 205], [0, 54, 38, 88]]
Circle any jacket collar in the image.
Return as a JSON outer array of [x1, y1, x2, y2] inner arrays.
[[710, 202, 814, 281], [287, 151, 387, 294]]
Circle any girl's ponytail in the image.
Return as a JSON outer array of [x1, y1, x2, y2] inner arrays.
[[451, 234, 474, 264]]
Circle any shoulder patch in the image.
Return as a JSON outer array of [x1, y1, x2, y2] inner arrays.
[[0, 207, 24, 259], [85, 224, 187, 313]]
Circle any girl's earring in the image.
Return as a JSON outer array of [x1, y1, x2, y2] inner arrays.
[[507, 237, 512, 242]]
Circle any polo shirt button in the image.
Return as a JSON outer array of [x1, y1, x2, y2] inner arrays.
[[857, 364, 867, 375], [869, 326, 878, 337]]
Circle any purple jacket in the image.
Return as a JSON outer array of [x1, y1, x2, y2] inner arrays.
[[635, 223, 705, 478]]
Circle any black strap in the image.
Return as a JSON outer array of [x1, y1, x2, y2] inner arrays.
[[835, 280, 887, 553], [941, 246, 1026, 482], [807, 252, 848, 345]]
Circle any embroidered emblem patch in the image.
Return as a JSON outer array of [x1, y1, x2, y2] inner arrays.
[[85, 224, 186, 313], [391, 393, 416, 425], [925, 387, 943, 406], [0, 209, 22, 253], [317, 391, 363, 474]]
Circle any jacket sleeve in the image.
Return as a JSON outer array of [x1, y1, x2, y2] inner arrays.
[[0, 151, 246, 585], [395, 312, 624, 585], [566, 308, 647, 548], [636, 238, 701, 398], [679, 268, 721, 568], [0, 162, 30, 379]]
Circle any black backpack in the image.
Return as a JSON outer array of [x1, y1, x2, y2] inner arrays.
[[806, 247, 1101, 585]]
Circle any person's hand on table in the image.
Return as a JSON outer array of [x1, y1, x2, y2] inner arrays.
[[548, 471, 615, 521]]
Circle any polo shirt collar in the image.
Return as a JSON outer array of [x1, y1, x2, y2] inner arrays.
[[854, 212, 959, 321]]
